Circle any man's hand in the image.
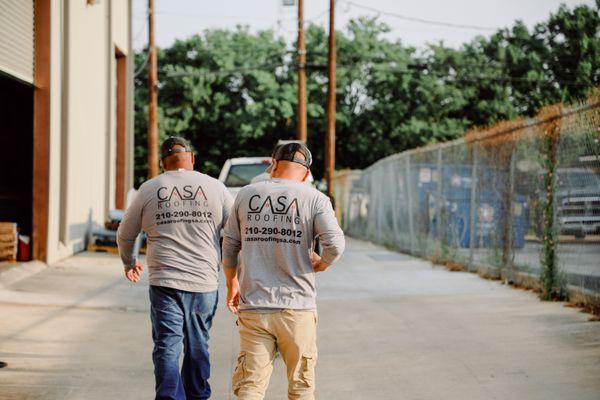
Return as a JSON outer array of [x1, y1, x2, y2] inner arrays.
[[312, 253, 330, 273], [226, 277, 240, 314], [311, 252, 322, 270], [125, 260, 143, 283]]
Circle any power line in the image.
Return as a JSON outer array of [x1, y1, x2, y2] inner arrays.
[[308, 50, 597, 87], [274, 20, 298, 35], [134, 50, 150, 78], [155, 10, 275, 22], [133, 18, 148, 43], [304, 6, 330, 23], [160, 58, 592, 88], [165, 63, 286, 78], [335, 62, 591, 87], [451, 73, 590, 87], [344, 0, 499, 31]]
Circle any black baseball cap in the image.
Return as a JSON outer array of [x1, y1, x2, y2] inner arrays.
[[161, 136, 192, 159], [272, 141, 312, 169]]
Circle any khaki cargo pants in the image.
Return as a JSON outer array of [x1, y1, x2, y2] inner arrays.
[[232, 310, 317, 400]]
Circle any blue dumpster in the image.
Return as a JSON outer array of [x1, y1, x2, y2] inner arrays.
[[412, 163, 527, 249]]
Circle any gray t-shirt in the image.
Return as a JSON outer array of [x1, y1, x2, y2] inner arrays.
[[117, 169, 234, 292], [222, 178, 345, 311]]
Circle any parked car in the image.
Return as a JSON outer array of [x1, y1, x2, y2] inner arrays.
[[219, 150, 316, 197], [555, 168, 600, 238], [218, 157, 272, 197]]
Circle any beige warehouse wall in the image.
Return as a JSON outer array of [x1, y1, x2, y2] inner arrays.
[[111, 0, 134, 198], [46, 0, 132, 264], [105, 0, 117, 219], [105, 0, 134, 216], [46, 0, 63, 264], [125, 0, 135, 195], [111, 0, 135, 202], [63, 1, 109, 255], [112, 0, 130, 54]]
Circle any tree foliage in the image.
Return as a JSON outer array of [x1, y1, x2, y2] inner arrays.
[[133, 2, 599, 186]]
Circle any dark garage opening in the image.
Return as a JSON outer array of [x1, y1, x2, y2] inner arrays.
[[0, 72, 34, 258]]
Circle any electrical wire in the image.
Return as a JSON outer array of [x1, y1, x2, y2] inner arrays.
[[132, 1, 149, 78], [335, 62, 592, 87], [159, 57, 592, 88], [165, 63, 286, 78], [133, 18, 147, 43], [304, 6, 331, 23], [155, 10, 276, 22], [134, 50, 150, 78], [343, 0, 499, 31], [305, 45, 597, 88]]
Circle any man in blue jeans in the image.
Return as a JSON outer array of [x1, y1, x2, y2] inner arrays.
[[118, 137, 234, 399]]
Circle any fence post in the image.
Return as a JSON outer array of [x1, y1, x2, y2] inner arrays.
[[538, 108, 567, 300], [375, 170, 383, 243], [436, 148, 444, 259], [405, 155, 415, 254], [468, 144, 479, 272], [503, 146, 516, 283], [390, 162, 401, 247]]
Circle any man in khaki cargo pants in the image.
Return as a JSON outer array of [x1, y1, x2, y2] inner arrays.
[[222, 142, 345, 399]]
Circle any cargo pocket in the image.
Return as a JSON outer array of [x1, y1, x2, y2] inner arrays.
[[232, 352, 247, 394], [299, 355, 316, 388]]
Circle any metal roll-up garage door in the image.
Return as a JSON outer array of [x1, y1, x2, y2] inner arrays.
[[0, 0, 34, 84]]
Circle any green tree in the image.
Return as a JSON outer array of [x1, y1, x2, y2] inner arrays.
[[133, 2, 599, 186]]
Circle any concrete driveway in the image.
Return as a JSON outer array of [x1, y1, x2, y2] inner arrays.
[[0, 238, 599, 400]]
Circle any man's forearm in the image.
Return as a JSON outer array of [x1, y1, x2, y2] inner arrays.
[[221, 235, 241, 268], [223, 266, 238, 287], [116, 193, 143, 268], [314, 196, 346, 265], [320, 232, 346, 265], [117, 234, 137, 267]]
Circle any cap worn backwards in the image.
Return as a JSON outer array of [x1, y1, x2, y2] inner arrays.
[[272, 142, 312, 169], [161, 136, 192, 159]]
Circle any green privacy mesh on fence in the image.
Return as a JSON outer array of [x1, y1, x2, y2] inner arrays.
[[333, 97, 600, 298]]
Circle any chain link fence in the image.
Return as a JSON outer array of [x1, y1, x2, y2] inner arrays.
[[333, 98, 600, 303]]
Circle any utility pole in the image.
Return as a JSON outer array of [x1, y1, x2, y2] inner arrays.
[[296, 0, 307, 142], [147, 0, 159, 178], [325, 0, 336, 199]]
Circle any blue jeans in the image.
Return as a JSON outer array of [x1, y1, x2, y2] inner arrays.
[[149, 285, 218, 400]]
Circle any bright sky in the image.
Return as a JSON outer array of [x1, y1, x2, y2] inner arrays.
[[132, 0, 596, 50]]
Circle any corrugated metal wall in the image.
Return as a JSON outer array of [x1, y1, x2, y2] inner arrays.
[[0, 0, 34, 83]]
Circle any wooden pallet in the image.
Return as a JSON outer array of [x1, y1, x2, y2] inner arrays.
[[0, 222, 17, 262], [87, 243, 120, 254], [87, 242, 147, 255]]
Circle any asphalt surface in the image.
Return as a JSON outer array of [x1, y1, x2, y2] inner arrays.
[[0, 238, 599, 399]]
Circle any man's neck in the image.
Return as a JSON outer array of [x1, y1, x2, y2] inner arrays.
[[165, 166, 193, 172], [271, 172, 302, 183]]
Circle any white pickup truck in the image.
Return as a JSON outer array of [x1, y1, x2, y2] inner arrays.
[[555, 168, 600, 238], [218, 154, 316, 198], [218, 157, 272, 197]]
